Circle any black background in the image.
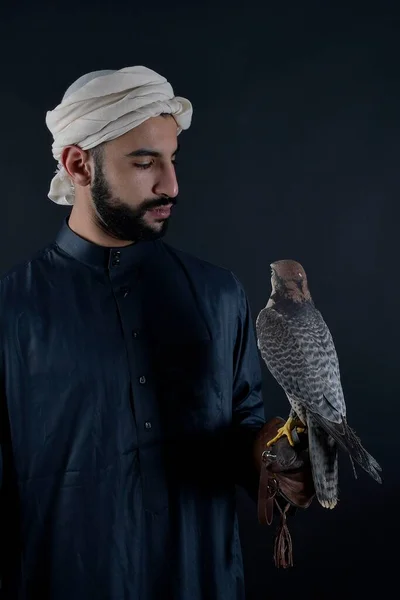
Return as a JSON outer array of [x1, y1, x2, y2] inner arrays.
[[1, 1, 398, 597]]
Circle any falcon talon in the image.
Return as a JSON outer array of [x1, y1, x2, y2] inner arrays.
[[266, 417, 297, 447]]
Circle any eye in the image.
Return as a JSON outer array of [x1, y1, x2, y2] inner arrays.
[[134, 162, 153, 170]]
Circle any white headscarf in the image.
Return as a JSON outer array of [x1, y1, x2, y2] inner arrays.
[[45, 66, 193, 205]]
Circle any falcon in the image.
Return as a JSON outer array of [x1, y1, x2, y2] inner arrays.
[[256, 259, 382, 508]]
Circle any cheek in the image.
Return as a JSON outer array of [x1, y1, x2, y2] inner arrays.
[[107, 167, 151, 201]]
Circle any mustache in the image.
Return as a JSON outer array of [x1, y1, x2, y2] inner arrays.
[[141, 197, 178, 211]]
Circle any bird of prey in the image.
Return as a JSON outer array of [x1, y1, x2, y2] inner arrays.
[[255, 259, 382, 508]]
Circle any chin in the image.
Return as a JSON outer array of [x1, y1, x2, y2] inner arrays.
[[141, 219, 169, 241], [145, 216, 170, 231]]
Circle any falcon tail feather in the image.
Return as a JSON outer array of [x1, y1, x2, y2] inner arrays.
[[310, 411, 382, 484], [349, 456, 358, 479], [307, 416, 339, 509]]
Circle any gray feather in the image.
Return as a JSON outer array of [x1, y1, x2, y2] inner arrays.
[[307, 414, 339, 508], [256, 300, 382, 497]]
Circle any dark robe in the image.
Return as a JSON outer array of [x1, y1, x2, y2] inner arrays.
[[0, 218, 265, 599]]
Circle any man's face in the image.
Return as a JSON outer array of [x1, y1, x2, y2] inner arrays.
[[90, 115, 180, 243]]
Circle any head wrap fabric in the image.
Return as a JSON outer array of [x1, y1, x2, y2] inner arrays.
[[45, 66, 193, 205]]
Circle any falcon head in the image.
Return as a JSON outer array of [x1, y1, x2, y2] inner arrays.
[[270, 259, 311, 303]]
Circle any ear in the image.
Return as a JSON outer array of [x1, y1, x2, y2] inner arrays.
[[61, 145, 93, 187]]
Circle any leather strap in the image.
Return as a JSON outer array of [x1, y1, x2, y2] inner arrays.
[[258, 451, 278, 525]]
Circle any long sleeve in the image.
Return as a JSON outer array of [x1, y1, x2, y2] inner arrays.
[[229, 273, 266, 501]]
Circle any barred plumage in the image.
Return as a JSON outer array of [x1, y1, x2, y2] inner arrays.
[[256, 259, 382, 508]]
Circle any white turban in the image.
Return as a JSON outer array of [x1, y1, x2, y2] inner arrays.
[[45, 66, 193, 205]]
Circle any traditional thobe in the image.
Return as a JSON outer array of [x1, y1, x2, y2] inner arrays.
[[0, 218, 265, 599]]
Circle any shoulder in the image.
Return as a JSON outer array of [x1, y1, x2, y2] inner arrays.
[[158, 242, 252, 324], [160, 241, 246, 298], [0, 243, 56, 299]]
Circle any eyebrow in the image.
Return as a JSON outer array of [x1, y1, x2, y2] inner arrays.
[[125, 142, 180, 159]]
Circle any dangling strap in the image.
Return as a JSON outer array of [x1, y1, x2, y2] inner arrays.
[[273, 500, 293, 568]]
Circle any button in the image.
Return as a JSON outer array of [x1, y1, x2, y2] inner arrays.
[[121, 286, 130, 297], [132, 330, 140, 338], [144, 421, 152, 430], [139, 375, 146, 384], [111, 250, 121, 266]]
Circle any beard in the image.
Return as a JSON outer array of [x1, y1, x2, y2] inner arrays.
[[90, 156, 177, 243]]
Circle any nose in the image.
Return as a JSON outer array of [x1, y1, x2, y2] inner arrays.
[[153, 162, 179, 199]]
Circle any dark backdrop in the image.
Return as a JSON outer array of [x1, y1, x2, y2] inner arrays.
[[0, 1, 398, 598]]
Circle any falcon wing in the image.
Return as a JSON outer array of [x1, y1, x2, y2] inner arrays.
[[256, 305, 345, 424]]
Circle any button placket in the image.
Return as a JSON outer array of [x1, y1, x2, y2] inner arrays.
[[111, 250, 121, 267]]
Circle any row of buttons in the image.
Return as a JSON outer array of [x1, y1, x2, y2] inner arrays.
[[112, 271, 151, 430]]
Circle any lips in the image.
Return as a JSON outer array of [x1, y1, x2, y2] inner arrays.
[[147, 204, 173, 219]]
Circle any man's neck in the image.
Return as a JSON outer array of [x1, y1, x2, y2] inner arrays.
[[68, 204, 134, 248]]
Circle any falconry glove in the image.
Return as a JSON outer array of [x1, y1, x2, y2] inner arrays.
[[253, 416, 315, 568]]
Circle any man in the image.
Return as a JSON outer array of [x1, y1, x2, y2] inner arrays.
[[0, 66, 310, 599]]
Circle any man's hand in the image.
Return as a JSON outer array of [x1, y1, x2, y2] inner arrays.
[[253, 416, 315, 567]]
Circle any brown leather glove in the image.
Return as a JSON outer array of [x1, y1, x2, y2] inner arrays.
[[253, 416, 315, 568]]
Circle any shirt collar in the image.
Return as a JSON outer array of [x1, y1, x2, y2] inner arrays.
[[54, 217, 158, 270]]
